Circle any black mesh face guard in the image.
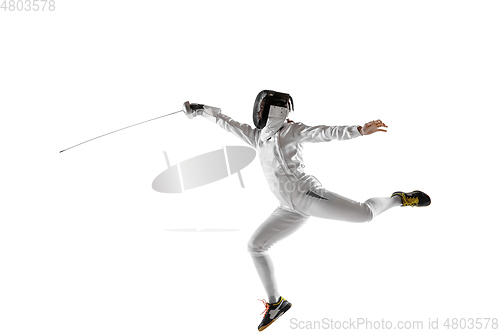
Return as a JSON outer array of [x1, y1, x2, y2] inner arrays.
[[253, 90, 294, 129]]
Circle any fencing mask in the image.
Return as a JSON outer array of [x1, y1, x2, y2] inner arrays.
[[253, 90, 294, 140]]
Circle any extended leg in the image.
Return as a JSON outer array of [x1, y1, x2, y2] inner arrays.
[[300, 189, 401, 222], [365, 196, 402, 219]]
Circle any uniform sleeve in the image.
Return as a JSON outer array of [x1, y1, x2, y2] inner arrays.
[[205, 112, 260, 148], [291, 122, 362, 143]]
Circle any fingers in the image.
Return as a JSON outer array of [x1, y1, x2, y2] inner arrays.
[[362, 119, 388, 135], [369, 119, 388, 128], [375, 119, 387, 133]]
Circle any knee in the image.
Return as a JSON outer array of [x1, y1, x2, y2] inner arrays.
[[362, 202, 375, 222], [348, 202, 374, 223], [247, 237, 269, 257]]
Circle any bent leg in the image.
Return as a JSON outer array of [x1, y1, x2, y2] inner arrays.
[[247, 206, 309, 303]]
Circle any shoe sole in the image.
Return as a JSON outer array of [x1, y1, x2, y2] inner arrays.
[[258, 303, 292, 331]]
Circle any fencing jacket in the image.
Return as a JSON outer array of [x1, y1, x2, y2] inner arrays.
[[207, 112, 362, 211]]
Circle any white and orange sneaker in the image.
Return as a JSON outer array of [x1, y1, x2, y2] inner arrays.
[[257, 296, 292, 331]]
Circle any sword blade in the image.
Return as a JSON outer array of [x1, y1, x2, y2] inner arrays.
[[60, 110, 183, 153]]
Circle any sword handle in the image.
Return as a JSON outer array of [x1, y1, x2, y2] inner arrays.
[[183, 101, 205, 119]]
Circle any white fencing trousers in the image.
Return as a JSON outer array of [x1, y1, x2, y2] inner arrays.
[[247, 189, 401, 302], [247, 206, 309, 304]]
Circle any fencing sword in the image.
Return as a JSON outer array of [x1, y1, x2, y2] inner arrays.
[[59, 109, 184, 153]]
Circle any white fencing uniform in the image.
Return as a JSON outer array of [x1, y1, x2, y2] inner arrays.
[[205, 111, 401, 303]]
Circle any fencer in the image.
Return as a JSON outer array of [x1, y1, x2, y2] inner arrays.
[[183, 90, 431, 331]]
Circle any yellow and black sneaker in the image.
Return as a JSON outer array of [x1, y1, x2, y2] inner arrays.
[[391, 191, 431, 207], [257, 296, 292, 331]]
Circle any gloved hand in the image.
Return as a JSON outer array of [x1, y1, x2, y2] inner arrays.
[[183, 101, 221, 122], [182, 101, 203, 119]]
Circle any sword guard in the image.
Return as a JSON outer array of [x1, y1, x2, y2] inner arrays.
[[183, 101, 205, 119]]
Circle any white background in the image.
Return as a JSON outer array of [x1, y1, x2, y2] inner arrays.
[[1, 1, 499, 332]]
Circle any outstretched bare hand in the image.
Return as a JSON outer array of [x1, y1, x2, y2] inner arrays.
[[360, 119, 388, 135]]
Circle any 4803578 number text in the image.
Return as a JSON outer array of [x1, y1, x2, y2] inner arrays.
[[1, 0, 55, 11]]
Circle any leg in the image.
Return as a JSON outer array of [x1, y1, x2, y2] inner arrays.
[[365, 196, 402, 218], [247, 206, 309, 303], [298, 188, 401, 222]]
